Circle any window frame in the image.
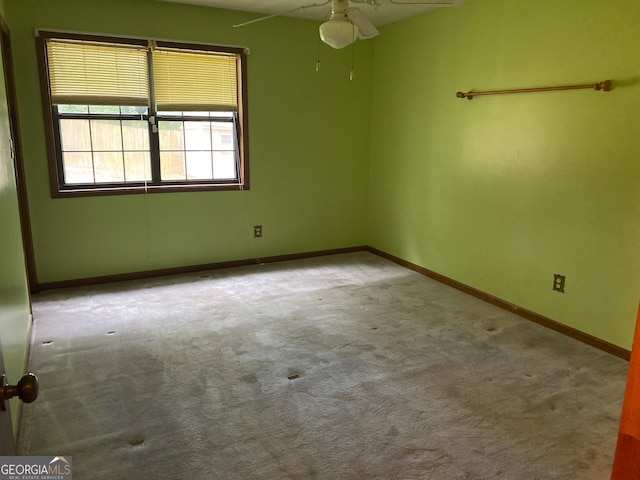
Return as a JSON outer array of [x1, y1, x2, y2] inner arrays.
[[36, 31, 250, 197], [51, 105, 154, 186]]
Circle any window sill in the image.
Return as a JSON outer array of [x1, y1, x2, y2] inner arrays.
[[52, 182, 249, 198]]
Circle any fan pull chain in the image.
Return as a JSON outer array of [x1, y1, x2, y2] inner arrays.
[[349, 26, 356, 80], [350, 47, 354, 80], [316, 34, 321, 72]]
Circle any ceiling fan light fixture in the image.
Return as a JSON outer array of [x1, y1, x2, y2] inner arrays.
[[319, 16, 359, 49]]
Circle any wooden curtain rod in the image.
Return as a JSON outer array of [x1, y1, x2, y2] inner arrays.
[[456, 80, 611, 100]]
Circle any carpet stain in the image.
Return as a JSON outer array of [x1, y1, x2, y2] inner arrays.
[[242, 374, 258, 384], [287, 368, 303, 380], [446, 385, 461, 398], [128, 436, 145, 449]]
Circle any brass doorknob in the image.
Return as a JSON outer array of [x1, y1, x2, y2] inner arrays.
[[0, 373, 39, 411]]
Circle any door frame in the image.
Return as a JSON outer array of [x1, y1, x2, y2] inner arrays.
[[0, 15, 38, 294]]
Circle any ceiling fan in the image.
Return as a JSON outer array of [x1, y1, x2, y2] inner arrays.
[[233, 0, 456, 49]]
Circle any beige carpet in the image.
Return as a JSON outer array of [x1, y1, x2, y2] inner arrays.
[[18, 252, 628, 479]]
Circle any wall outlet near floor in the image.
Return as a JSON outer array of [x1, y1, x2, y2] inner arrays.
[[253, 225, 263, 238], [553, 274, 566, 293]]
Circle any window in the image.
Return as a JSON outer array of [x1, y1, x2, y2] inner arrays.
[[37, 32, 249, 196]]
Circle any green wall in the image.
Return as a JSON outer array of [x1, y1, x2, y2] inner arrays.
[[6, 0, 373, 283], [368, 0, 640, 349], [0, 0, 31, 432]]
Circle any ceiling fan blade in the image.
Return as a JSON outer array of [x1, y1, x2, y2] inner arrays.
[[233, 0, 330, 28], [347, 8, 380, 39]]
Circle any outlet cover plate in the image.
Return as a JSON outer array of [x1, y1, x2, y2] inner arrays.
[[553, 274, 565, 293]]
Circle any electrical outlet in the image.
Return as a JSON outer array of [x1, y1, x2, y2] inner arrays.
[[553, 274, 565, 293], [253, 225, 262, 238]]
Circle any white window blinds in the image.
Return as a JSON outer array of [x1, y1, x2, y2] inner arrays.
[[152, 48, 238, 112], [46, 40, 149, 106]]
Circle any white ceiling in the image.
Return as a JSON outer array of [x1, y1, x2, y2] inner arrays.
[[157, 0, 465, 28]]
